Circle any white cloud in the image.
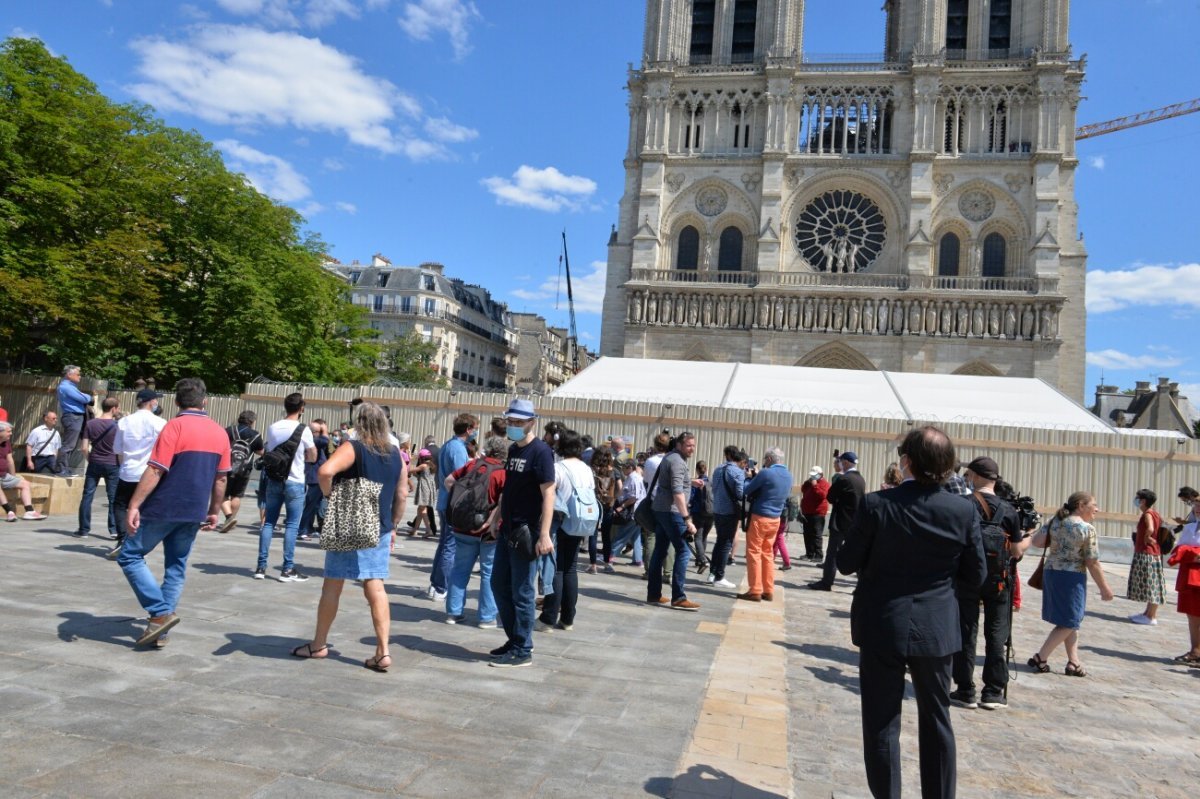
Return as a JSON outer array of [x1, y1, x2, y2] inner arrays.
[[297, 200, 325, 217], [1085, 349, 1183, 371], [217, 139, 311, 202], [1088, 155, 1106, 170], [322, 157, 345, 171], [129, 25, 464, 160], [509, 260, 607, 315], [481, 165, 598, 212], [398, 0, 480, 60], [1087, 263, 1200, 313], [335, 201, 358, 214], [213, 0, 360, 28], [424, 116, 478, 143]]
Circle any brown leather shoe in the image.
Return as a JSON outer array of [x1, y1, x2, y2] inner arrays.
[[762, 593, 774, 602], [736, 592, 762, 602], [671, 599, 701, 612], [647, 597, 669, 605]]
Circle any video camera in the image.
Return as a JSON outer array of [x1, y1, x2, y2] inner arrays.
[[1012, 495, 1041, 532]]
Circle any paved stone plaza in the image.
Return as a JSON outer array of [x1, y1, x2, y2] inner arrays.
[[2, 503, 1198, 798]]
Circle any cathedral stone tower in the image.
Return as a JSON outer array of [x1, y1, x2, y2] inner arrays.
[[600, 0, 1086, 400]]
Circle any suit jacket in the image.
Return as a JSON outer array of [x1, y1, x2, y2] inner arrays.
[[827, 469, 866, 536], [836, 481, 986, 658]]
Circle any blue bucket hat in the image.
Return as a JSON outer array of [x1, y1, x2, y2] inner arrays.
[[504, 398, 537, 421]]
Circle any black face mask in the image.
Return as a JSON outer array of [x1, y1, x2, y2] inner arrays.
[[152, 405, 163, 416]]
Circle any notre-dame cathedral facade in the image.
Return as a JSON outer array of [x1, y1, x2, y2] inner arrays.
[[600, 0, 1086, 400]]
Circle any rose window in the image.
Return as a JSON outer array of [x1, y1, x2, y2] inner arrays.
[[793, 190, 886, 273]]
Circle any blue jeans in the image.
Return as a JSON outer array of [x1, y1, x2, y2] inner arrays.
[[430, 510, 456, 592], [491, 530, 537, 657], [258, 480, 305, 571], [711, 513, 739, 581], [118, 519, 199, 617], [446, 532, 497, 622], [610, 521, 644, 563], [648, 510, 691, 602], [78, 461, 119, 535], [299, 482, 324, 535]]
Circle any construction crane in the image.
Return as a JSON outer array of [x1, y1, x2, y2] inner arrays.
[[559, 230, 581, 374], [1076, 98, 1200, 140]]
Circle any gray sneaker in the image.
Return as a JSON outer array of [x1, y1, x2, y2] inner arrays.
[[279, 568, 308, 582], [489, 651, 532, 668], [949, 688, 978, 709]]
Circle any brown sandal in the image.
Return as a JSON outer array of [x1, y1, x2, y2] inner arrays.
[[1027, 654, 1050, 673], [1065, 661, 1087, 677], [364, 654, 391, 673]]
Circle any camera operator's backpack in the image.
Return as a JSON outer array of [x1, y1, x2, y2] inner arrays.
[[973, 492, 1011, 597], [447, 459, 502, 533], [558, 463, 600, 536], [261, 424, 306, 482]]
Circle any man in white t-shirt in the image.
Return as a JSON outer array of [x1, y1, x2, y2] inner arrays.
[[255, 392, 316, 582], [110, 389, 167, 559], [24, 411, 62, 475]]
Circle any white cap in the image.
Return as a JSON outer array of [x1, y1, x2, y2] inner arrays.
[[808, 466, 823, 477]]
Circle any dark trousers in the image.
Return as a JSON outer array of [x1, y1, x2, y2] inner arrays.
[[78, 461, 119, 535], [29, 455, 57, 475], [598, 505, 613, 563], [299, 482, 323, 535], [802, 513, 826, 558], [112, 479, 139, 545], [58, 413, 84, 474], [859, 648, 956, 799], [491, 531, 537, 657], [820, 526, 845, 587], [711, 513, 739, 581], [952, 589, 1012, 700], [540, 530, 581, 626]]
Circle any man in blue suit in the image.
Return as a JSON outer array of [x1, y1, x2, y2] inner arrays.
[[837, 426, 985, 799]]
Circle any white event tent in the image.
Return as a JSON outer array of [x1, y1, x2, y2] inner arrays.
[[549, 357, 1114, 434]]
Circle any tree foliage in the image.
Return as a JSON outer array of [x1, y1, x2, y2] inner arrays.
[[377, 332, 447, 387], [0, 38, 401, 392]]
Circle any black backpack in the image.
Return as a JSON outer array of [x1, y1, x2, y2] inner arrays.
[[227, 426, 261, 478], [973, 492, 1011, 598], [261, 424, 305, 483], [447, 459, 502, 533]]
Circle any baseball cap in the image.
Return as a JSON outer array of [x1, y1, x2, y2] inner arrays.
[[965, 456, 1000, 481], [808, 466, 823, 477], [504, 398, 537, 421], [839, 451, 858, 465], [136, 388, 163, 405], [418, 448, 431, 458]]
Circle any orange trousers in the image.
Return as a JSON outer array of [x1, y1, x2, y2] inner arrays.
[[745, 513, 777, 597]]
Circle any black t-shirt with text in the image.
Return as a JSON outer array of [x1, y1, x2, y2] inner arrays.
[[501, 437, 556, 530]]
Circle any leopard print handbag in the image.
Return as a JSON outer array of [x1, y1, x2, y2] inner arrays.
[[320, 446, 383, 552]]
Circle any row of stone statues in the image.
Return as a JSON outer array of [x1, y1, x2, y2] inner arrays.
[[625, 290, 1061, 340]]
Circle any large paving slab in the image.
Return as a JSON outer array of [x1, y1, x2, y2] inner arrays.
[[3, 499, 1200, 798]]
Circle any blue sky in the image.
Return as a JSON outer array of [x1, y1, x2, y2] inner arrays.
[[7, 0, 1198, 404]]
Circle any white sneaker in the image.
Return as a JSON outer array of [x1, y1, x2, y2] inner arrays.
[[706, 573, 716, 584], [1130, 614, 1158, 626], [432, 588, 447, 602], [714, 578, 737, 589]]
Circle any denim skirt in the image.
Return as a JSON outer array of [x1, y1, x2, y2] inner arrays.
[[324, 531, 391, 580], [1041, 568, 1087, 629]]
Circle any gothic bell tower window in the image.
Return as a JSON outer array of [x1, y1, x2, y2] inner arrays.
[[718, 227, 744, 272], [982, 233, 1007, 277], [676, 226, 701, 271], [690, 0, 716, 65], [794, 190, 886, 273], [946, 0, 968, 56], [731, 0, 758, 64], [989, 0, 1013, 56], [938, 233, 961, 276]]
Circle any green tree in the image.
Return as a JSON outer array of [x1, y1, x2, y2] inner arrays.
[[377, 332, 447, 387], [0, 38, 379, 392]]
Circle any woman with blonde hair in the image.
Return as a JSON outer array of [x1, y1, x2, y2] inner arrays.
[[1027, 491, 1114, 677], [292, 402, 407, 672]]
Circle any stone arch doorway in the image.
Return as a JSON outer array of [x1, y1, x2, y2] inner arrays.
[[796, 342, 877, 371], [952, 359, 1003, 377]]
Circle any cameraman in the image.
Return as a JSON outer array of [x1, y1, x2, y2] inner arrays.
[[951, 457, 1030, 711]]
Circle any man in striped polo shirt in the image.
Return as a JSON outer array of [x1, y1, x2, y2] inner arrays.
[[118, 378, 231, 648]]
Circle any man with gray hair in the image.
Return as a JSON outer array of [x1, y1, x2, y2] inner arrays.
[[56, 365, 93, 476], [737, 448, 793, 602]]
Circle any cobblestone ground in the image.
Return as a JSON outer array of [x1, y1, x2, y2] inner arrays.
[[2, 503, 1198, 798]]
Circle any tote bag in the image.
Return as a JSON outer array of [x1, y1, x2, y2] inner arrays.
[[320, 442, 382, 553]]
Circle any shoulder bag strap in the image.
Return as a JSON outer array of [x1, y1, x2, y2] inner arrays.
[[32, 428, 56, 458], [972, 491, 993, 521]]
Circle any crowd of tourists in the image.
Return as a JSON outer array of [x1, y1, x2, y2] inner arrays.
[[10, 366, 1200, 798]]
